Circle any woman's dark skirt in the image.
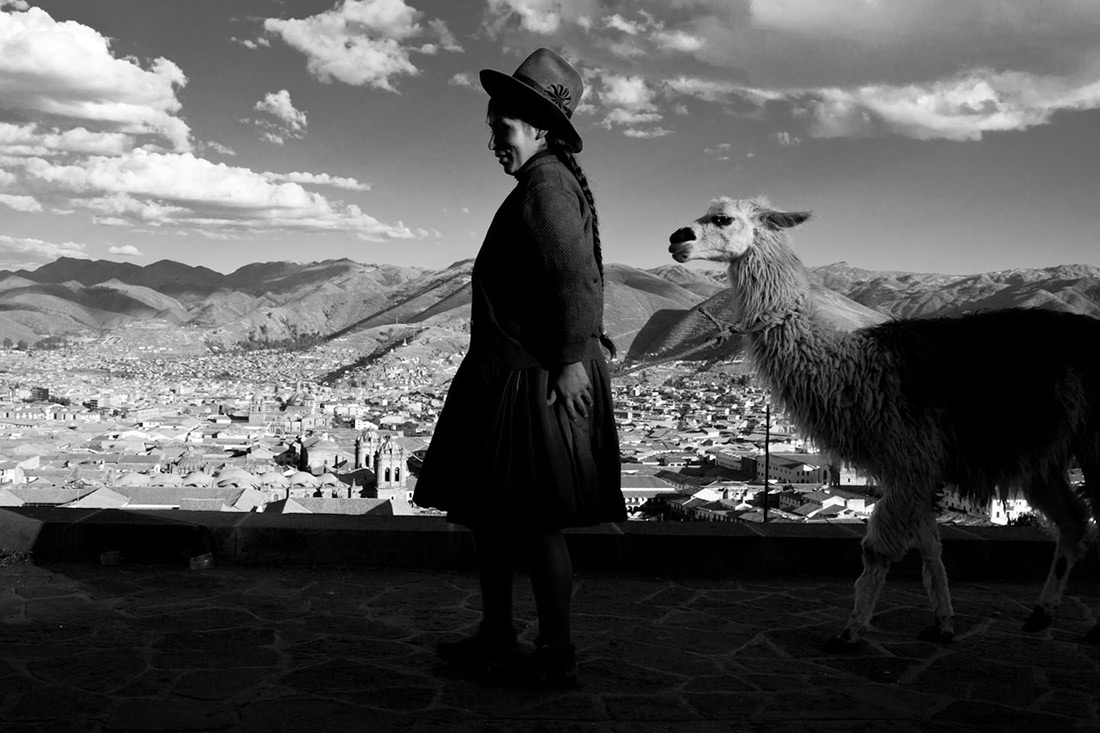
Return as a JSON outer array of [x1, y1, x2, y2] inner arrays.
[[412, 357, 625, 532]]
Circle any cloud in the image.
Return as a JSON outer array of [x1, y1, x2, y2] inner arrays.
[[792, 67, 1100, 141], [653, 29, 703, 53], [595, 73, 670, 138], [202, 141, 236, 157], [623, 127, 673, 138], [0, 5, 420, 246], [107, 244, 142, 257], [602, 108, 662, 127], [263, 170, 371, 191], [14, 148, 415, 239], [449, 72, 474, 87], [0, 193, 40, 211], [231, 35, 270, 49], [0, 122, 132, 157], [604, 14, 643, 35], [0, 4, 191, 151], [250, 89, 308, 144], [0, 233, 88, 270], [484, 0, 564, 34], [263, 0, 459, 92], [503, 0, 1100, 142], [425, 19, 463, 52]]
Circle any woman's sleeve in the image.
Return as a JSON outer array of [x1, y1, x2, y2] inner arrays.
[[518, 182, 601, 367]]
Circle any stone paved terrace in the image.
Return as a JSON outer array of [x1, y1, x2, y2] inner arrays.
[[1, 509, 1100, 732]]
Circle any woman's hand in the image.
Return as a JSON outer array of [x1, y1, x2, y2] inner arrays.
[[547, 361, 592, 421]]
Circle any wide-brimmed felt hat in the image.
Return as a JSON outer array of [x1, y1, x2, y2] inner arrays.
[[480, 48, 584, 153]]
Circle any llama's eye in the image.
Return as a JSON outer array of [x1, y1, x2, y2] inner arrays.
[[712, 215, 733, 227]]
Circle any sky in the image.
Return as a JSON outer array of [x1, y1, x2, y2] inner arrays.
[[0, 0, 1098, 277]]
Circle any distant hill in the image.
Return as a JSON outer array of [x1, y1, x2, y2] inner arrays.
[[814, 262, 1100, 319], [0, 257, 1097, 370]]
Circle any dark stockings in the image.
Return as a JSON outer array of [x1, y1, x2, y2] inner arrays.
[[474, 530, 514, 638], [530, 530, 573, 647], [474, 527, 573, 647]]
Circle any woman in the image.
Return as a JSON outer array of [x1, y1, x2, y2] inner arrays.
[[412, 48, 625, 687]]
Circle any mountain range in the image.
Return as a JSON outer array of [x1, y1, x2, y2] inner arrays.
[[1, 257, 1098, 367]]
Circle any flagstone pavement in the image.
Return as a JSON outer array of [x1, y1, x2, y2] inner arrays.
[[1, 560, 1099, 732]]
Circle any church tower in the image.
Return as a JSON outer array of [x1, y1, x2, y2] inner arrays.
[[356, 427, 381, 470], [375, 435, 407, 489]]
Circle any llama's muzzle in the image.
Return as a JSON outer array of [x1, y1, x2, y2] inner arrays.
[[668, 227, 695, 262]]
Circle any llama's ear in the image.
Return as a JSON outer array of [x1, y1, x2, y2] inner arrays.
[[760, 210, 811, 230]]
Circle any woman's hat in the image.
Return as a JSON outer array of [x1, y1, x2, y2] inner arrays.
[[480, 48, 584, 153]]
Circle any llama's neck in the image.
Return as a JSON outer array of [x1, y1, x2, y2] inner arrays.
[[729, 237, 846, 398], [727, 236, 813, 333]]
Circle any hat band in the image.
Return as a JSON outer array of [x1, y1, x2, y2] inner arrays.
[[513, 72, 574, 117]]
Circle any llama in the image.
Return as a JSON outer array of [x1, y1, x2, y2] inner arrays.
[[668, 196, 1100, 649]]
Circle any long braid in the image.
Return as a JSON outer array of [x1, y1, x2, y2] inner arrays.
[[548, 136, 617, 359]]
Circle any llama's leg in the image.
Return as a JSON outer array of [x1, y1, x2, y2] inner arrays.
[[914, 507, 954, 643], [1074, 451, 1100, 643], [1022, 471, 1090, 632], [826, 487, 918, 651]]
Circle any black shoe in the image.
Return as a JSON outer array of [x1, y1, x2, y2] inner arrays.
[[524, 639, 577, 688], [436, 627, 518, 674]]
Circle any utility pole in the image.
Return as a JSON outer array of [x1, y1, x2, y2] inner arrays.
[[762, 401, 770, 523]]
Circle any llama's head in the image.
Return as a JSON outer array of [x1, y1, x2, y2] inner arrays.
[[668, 197, 811, 263]]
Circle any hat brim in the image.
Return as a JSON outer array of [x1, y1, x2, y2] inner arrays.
[[480, 69, 583, 153]]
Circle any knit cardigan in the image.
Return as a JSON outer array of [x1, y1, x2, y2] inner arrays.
[[469, 150, 605, 374]]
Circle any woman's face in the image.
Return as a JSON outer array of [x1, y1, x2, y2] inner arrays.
[[487, 111, 544, 176]]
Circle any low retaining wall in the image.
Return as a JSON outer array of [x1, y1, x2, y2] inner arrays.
[[1, 506, 1089, 582]]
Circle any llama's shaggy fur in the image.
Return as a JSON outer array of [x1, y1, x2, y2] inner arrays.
[[669, 197, 1100, 648]]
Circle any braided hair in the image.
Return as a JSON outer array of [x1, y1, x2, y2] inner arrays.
[[545, 135, 616, 359]]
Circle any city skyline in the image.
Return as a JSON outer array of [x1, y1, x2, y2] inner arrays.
[[0, 0, 1098, 277]]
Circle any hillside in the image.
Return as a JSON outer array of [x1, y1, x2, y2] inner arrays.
[[0, 257, 1097, 372], [813, 262, 1100, 319]]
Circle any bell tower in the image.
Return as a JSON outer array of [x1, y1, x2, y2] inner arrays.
[[375, 435, 407, 489]]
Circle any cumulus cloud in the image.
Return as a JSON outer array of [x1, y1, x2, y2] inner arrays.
[[0, 4, 419, 246], [488, 0, 1100, 142], [263, 170, 371, 191], [107, 244, 142, 257], [0, 233, 88, 270], [604, 13, 643, 35], [250, 89, 308, 145], [0, 193, 40, 211], [12, 148, 414, 239], [449, 72, 474, 87], [595, 72, 671, 139], [0, 122, 133, 158], [791, 67, 1100, 141], [484, 0, 565, 34], [0, 4, 191, 150], [263, 0, 460, 92]]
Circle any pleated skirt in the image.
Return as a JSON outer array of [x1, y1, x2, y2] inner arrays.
[[412, 357, 625, 532]]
